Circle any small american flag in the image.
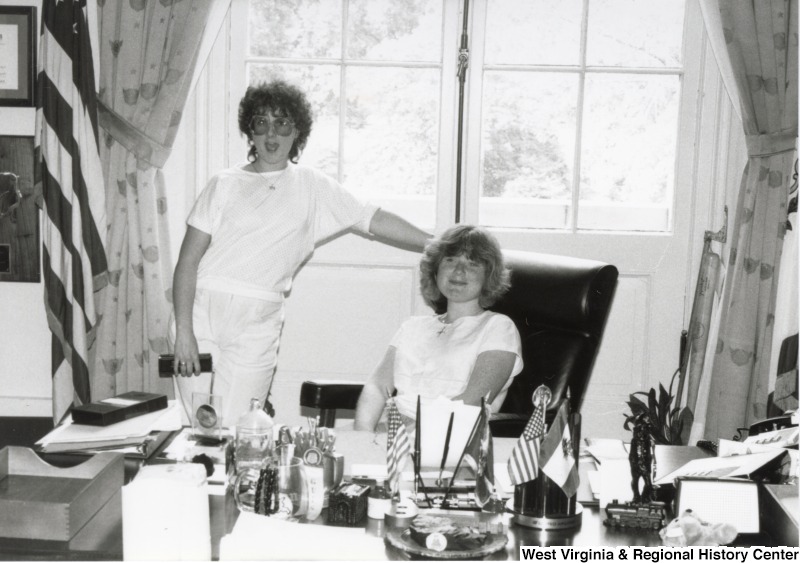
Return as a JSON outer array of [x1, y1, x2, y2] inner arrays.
[[507, 395, 546, 485], [386, 397, 410, 495]]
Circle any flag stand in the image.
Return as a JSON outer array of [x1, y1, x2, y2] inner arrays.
[[509, 412, 583, 530]]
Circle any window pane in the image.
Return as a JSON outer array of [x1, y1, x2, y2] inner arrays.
[[248, 63, 341, 179], [479, 71, 579, 229], [248, 0, 342, 59], [579, 74, 680, 231], [343, 67, 440, 227], [586, 0, 685, 67], [485, 0, 583, 66], [347, 0, 443, 62]]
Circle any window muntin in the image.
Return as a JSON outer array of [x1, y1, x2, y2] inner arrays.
[[246, 0, 444, 228], [245, 0, 686, 233], [477, 0, 685, 232]]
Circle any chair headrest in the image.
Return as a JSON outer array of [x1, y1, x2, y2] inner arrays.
[[493, 250, 619, 337]]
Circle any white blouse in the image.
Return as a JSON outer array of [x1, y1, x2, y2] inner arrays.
[[189, 163, 377, 300], [391, 310, 523, 419]]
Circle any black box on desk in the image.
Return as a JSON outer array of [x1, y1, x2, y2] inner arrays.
[[71, 392, 167, 426], [327, 482, 369, 526]]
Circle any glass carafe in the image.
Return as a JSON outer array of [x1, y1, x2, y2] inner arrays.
[[234, 398, 274, 475]]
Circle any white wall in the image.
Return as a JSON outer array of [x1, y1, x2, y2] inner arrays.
[[0, 0, 49, 417]]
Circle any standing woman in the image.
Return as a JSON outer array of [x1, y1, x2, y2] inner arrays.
[[354, 225, 523, 430], [171, 80, 430, 425]]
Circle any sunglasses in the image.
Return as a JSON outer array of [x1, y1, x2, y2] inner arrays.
[[249, 115, 295, 137]]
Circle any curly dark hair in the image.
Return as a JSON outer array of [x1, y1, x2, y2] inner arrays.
[[238, 80, 313, 163], [419, 225, 510, 314]]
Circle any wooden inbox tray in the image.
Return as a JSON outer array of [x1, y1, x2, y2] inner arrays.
[[0, 446, 124, 542]]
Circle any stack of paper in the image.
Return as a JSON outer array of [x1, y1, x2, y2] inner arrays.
[[583, 439, 632, 507], [654, 449, 788, 485], [36, 401, 182, 454]]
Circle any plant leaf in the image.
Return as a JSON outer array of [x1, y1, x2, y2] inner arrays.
[[678, 408, 694, 445], [627, 395, 649, 414], [647, 388, 659, 421]]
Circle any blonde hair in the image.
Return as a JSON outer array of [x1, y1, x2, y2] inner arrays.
[[419, 225, 510, 314]]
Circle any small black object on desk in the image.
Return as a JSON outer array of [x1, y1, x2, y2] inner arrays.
[[327, 482, 370, 526], [604, 501, 668, 532], [71, 392, 167, 426]]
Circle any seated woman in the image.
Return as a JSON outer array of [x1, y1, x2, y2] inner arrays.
[[354, 225, 523, 431]]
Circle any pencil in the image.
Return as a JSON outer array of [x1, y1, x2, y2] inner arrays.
[[437, 411, 455, 486]]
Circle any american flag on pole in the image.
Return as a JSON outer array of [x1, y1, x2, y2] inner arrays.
[[540, 400, 580, 498], [386, 397, 411, 495], [35, 0, 107, 423], [507, 389, 546, 485]]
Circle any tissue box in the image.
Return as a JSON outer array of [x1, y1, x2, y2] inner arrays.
[[122, 463, 210, 560], [71, 392, 168, 426], [327, 482, 370, 526], [0, 446, 124, 541]]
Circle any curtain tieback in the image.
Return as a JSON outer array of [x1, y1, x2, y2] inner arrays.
[[745, 130, 797, 158], [98, 101, 172, 169]]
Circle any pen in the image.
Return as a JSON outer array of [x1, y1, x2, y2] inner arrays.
[[443, 397, 485, 504], [437, 411, 454, 487], [414, 395, 422, 497]]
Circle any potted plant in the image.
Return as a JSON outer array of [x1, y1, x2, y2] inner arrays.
[[623, 369, 693, 446]]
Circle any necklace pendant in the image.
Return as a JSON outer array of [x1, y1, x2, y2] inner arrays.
[[437, 315, 448, 336]]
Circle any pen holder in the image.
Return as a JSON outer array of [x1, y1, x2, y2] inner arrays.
[[509, 412, 582, 531]]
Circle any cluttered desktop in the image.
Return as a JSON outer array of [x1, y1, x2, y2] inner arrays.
[[0, 387, 796, 560]]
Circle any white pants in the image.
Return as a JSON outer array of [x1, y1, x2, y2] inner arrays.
[[169, 288, 285, 427]]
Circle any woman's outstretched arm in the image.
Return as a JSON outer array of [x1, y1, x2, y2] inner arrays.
[[368, 209, 432, 251]]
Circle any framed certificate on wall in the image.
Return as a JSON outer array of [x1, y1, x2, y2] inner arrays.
[[0, 6, 35, 107]]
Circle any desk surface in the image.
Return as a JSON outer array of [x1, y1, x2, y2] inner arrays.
[[0, 431, 779, 560]]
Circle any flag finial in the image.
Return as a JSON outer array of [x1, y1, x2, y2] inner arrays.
[[532, 384, 552, 409]]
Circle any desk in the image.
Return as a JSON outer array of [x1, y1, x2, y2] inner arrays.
[[0, 431, 781, 560]]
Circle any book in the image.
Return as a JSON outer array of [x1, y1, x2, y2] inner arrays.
[[71, 392, 168, 426]]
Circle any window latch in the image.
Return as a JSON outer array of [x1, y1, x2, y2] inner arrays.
[[457, 47, 469, 82]]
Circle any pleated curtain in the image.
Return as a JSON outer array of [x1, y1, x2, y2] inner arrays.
[[696, 0, 798, 440], [91, 0, 228, 399]]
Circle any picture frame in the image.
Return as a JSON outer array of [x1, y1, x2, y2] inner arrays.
[[0, 6, 36, 107]]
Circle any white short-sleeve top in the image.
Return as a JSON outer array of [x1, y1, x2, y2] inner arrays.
[[391, 310, 523, 419], [188, 163, 378, 300]]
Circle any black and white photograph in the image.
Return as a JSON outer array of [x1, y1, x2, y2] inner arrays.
[[0, 0, 796, 560]]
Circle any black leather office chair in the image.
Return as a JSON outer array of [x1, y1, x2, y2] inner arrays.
[[300, 250, 618, 437]]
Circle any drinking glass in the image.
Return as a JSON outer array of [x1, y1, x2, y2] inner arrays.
[[233, 456, 309, 519], [274, 456, 308, 519]]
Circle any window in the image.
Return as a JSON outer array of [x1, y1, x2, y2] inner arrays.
[[244, 0, 685, 232]]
